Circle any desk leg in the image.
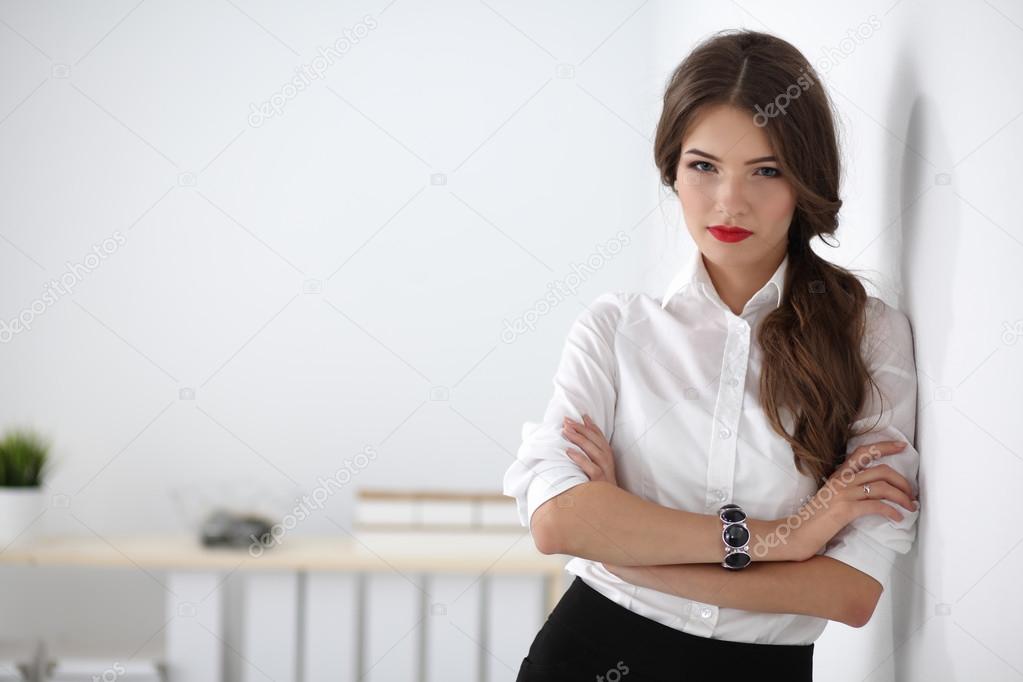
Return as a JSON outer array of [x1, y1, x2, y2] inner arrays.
[[241, 571, 299, 682], [165, 571, 223, 682]]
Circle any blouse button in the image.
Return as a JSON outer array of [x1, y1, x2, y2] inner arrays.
[[728, 377, 739, 387], [719, 427, 731, 439], [700, 607, 713, 618]]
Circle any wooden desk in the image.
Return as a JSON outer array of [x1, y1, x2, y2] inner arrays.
[[0, 531, 568, 681]]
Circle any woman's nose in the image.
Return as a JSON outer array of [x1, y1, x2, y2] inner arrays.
[[716, 183, 750, 217]]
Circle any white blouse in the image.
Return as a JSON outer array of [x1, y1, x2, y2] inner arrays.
[[502, 248, 921, 645]]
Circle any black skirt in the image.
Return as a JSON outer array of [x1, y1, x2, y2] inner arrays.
[[516, 576, 814, 681]]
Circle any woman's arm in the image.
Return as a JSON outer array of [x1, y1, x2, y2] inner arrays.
[[534, 480, 796, 564], [604, 556, 882, 628], [546, 422, 902, 568]]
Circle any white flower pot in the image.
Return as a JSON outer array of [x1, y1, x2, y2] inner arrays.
[[0, 487, 44, 547]]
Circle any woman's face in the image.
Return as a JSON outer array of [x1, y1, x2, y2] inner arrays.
[[674, 104, 797, 269]]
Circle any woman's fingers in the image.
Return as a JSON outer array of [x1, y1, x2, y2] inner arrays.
[[855, 479, 917, 513], [566, 448, 602, 480], [859, 499, 906, 524], [564, 425, 608, 474], [563, 420, 610, 463], [566, 424, 602, 454], [565, 416, 608, 454], [563, 415, 615, 485], [853, 464, 917, 500], [582, 414, 604, 437]]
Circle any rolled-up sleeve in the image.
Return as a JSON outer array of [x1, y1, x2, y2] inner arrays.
[[502, 292, 624, 535], [823, 298, 921, 587]]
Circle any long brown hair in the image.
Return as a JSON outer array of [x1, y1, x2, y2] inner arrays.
[[653, 29, 884, 485]]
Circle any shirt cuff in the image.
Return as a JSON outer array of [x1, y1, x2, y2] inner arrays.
[[525, 467, 590, 536], [823, 525, 898, 587]]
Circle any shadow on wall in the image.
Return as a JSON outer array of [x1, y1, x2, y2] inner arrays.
[[880, 47, 956, 682]]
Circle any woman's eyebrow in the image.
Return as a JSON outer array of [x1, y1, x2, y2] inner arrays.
[[684, 148, 777, 165]]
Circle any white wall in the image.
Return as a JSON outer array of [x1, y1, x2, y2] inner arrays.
[[653, 2, 1023, 681], [0, 0, 659, 677], [2, 1, 1021, 680]]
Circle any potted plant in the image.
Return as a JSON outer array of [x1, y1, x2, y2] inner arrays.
[[0, 428, 50, 547]]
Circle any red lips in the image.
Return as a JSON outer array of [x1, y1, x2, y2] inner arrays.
[[708, 225, 752, 243]]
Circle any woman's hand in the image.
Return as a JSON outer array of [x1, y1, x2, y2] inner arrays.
[[562, 414, 618, 488], [777, 440, 920, 562]]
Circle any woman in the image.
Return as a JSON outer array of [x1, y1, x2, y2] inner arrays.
[[502, 29, 921, 681]]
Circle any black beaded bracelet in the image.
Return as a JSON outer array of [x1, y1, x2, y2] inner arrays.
[[719, 503, 752, 569]]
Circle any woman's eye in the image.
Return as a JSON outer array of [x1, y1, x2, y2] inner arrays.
[[687, 161, 781, 178]]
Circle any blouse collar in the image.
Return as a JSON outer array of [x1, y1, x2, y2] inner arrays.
[[661, 249, 788, 313]]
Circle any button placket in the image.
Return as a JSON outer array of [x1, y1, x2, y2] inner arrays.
[[705, 315, 750, 508]]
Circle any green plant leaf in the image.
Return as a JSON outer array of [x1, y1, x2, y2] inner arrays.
[[0, 428, 50, 487]]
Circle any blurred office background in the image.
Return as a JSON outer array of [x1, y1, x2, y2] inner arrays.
[[1, 0, 1021, 680]]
